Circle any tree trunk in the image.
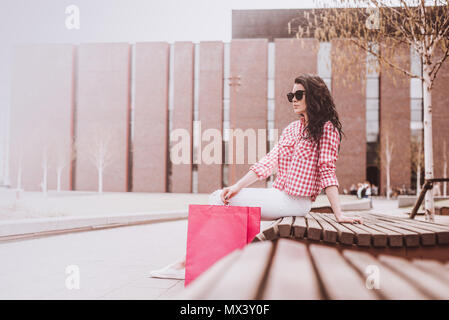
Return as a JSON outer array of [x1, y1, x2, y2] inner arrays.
[[98, 168, 103, 193], [416, 162, 421, 196], [386, 163, 391, 200], [57, 168, 62, 192], [444, 161, 447, 197], [423, 66, 435, 221], [444, 141, 447, 197], [42, 165, 48, 197]]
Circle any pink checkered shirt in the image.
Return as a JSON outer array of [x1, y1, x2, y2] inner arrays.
[[249, 117, 340, 202]]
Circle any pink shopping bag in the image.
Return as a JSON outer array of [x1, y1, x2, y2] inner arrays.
[[185, 204, 261, 286]]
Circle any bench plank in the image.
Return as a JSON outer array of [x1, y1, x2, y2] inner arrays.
[[369, 219, 436, 246], [360, 218, 421, 247], [308, 213, 338, 244], [180, 248, 243, 299], [292, 216, 307, 239], [309, 213, 354, 245], [320, 214, 371, 247], [411, 259, 449, 284], [261, 239, 322, 299], [309, 244, 380, 299], [378, 254, 449, 299], [305, 216, 323, 241], [370, 213, 449, 230], [321, 213, 390, 247], [261, 218, 282, 241], [373, 217, 449, 245], [278, 216, 294, 238], [342, 250, 430, 299], [207, 240, 275, 299]]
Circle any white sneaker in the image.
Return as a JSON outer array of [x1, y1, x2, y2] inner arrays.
[[149, 262, 185, 280]]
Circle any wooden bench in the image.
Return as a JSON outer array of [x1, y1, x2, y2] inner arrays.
[[252, 212, 449, 261], [180, 238, 449, 299]]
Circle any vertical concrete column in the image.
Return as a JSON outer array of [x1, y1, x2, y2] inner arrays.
[[75, 43, 131, 192], [9, 44, 75, 191], [274, 38, 319, 134], [331, 39, 367, 192], [197, 42, 224, 193], [379, 43, 411, 194], [171, 42, 194, 193], [133, 42, 169, 192], [228, 39, 268, 188]]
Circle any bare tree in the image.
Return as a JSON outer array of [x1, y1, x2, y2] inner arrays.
[[383, 131, 394, 199], [54, 137, 76, 192], [40, 145, 49, 196], [444, 139, 448, 196], [84, 124, 116, 193], [294, 0, 449, 221]]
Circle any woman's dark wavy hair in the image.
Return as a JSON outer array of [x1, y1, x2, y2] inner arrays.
[[294, 74, 344, 152]]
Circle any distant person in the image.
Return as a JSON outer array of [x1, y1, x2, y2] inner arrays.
[[371, 184, 378, 196], [349, 184, 357, 195], [362, 181, 371, 199], [357, 182, 364, 199]]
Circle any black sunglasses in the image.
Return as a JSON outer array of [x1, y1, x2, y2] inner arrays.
[[287, 90, 305, 102]]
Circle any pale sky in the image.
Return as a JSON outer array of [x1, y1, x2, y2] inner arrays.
[[0, 0, 320, 44]]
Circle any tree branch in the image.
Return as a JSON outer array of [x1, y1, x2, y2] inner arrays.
[[349, 38, 424, 80], [430, 47, 449, 87]]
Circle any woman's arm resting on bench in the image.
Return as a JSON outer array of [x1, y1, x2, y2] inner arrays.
[[325, 185, 364, 224]]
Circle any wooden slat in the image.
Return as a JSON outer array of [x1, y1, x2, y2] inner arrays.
[[305, 216, 323, 241], [278, 216, 294, 238], [373, 216, 449, 245], [370, 213, 449, 230], [342, 250, 430, 299], [322, 213, 391, 247], [411, 259, 449, 285], [354, 223, 393, 247], [309, 213, 337, 244], [320, 214, 371, 247], [205, 240, 274, 299], [375, 221, 436, 246], [369, 221, 420, 247], [309, 244, 379, 299], [310, 213, 354, 245], [379, 254, 449, 299], [262, 218, 282, 241], [261, 239, 322, 299], [292, 216, 307, 239], [180, 249, 242, 299]]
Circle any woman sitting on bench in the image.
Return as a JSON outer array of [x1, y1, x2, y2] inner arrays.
[[150, 73, 363, 280]]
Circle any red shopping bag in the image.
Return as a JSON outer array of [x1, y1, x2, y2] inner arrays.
[[185, 204, 261, 286]]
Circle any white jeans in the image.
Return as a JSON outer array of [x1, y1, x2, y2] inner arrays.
[[208, 187, 312, 221]]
